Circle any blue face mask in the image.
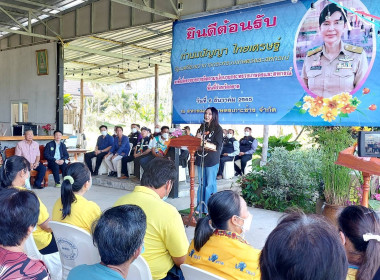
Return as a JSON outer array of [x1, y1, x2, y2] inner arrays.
[[141, 244, 145, 254]]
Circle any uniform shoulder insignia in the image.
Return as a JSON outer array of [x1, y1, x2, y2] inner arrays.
[[344, 44, 363, 54], [307, 46, 322, 57]]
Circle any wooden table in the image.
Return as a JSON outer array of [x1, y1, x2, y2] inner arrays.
[[67, 149, 87, 161]]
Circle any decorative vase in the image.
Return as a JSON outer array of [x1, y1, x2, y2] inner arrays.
[[321, 203, 345, 229]]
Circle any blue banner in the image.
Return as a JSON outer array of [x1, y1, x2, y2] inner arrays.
[[171, 0, 380, 125]]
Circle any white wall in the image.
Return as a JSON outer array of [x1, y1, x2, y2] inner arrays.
[[0, 42, 57, 135]]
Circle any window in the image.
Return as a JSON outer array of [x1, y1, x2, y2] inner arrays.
[[11, 102, 28, 124]]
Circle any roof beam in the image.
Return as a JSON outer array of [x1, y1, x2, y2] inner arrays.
[[0, 1, 61, 18], [0, 6, 28, 32], [13, 0, 62, 11], [0, 27, 57, 40], [65, 44, 170, 68], [111, 0, 178, 20]]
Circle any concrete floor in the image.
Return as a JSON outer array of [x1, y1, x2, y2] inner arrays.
[[34, 182, 283, 250]]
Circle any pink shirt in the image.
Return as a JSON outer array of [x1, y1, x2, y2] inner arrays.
[[15, 140, 40, 164]]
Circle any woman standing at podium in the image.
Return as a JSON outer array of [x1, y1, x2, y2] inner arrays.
[[195, 107, 223, 214]]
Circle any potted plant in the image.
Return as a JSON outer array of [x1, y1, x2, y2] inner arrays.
[[308, 127, 355, 226]]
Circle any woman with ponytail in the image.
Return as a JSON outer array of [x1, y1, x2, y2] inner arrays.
[[0, 155, 58, 255], [338, 205, 380, 280], [52, 162, 101, 233], [185, 190, 260, 280]]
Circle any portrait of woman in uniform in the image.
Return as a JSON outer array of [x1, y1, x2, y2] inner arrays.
[[295, 0, 375, 98]]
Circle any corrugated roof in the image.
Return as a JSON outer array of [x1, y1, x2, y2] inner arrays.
[[64, 79, 93, 97]]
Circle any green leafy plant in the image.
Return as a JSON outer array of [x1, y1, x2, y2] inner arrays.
[[254, 134, 301, 157], [307, 127, 355, 205], [237, 166, 267, 205]]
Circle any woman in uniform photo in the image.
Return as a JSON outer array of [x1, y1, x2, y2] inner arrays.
[[302, 3, 368, 98]]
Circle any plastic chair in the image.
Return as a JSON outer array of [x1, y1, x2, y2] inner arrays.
[[126, 255, 152, 280], [91, 157, 108, 175], [49, 221, 100, 280], [179, 166, 186, 182], [180, 264, 226, 280], [24, 234, 62, 280], [222, 160, 235, 179], [235, 159, 252, 175], [116, 143, 134, 177]]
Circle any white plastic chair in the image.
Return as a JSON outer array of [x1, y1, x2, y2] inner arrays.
[[179, 166, 186, 182], [126, 255, 152, 280], [180, 264, 226, 280], [49, 221, 100, 280], [24, 234, 62, 280], [116, 143, 134, 177], [235, 159, 252, 175], [91, 157, 108, 175], [222, 160, 235, 179]]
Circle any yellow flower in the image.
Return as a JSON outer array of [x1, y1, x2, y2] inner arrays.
[[351, 126, 361, 131], [337, 92, 352, 104], [303, 96, 314, 103], [309, 105, 322, 117], [322, 108, 338, 122], [363, 127, 372, 131]]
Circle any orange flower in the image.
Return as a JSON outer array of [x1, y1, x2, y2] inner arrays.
[[337, 92, 351, 104], [309, 105, 322, 117], [341, 104, 356, 114], [324, 99, 339, 110], [313, 96, 324, 108], [322, 108, 338, 122]]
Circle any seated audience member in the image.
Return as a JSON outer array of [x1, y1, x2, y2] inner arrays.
[[84, 125, 114, 176], [217, 129, 239, 179], [338, 206, 380, 280], [179, 126, 192, 168], [44, 130, 69, 188], [67, 205, 146, 280], [0, 187, 50, 280], [234, 127, 258, 176], [186, 190, 260, 280], [120, 124, 142, 179], [52, 162, 101, 233], [114, 158, 189, 280], [260, 212, 348, 280], [104, 126, 130, 177], [140, 126, 171, 170], [222, 129, 227, 140], [15, 129, 47, 189], [133, 127, 151, 179], [153, 124, 161, 137], [0, 155, 57, 255]]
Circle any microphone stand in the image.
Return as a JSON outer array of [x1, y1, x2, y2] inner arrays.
[[186, 120, 208, 227]]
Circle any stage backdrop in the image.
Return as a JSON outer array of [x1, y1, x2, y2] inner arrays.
[[171, 0, 380, 125]]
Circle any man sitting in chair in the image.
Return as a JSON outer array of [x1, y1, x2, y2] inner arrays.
[[84, 125, 114, 176], [67, 204, 147, 280], [44, 130, 69, 188], [234, 127, 257, 176], [217, 129, 239, 180], [15, 129, 46, 189]]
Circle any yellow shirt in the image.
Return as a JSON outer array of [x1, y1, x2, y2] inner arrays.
[[185, 230, 261, 280], [346, 267, 357, 280], [13, 186, 52, 250], [114, 186, 189, 280], [52, 194, 101, 233]]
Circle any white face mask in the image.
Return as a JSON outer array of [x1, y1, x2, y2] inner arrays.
[[132, 128, 137, 134], [162, 133, 169, 140], [101, 131, 107, 136], [227, 133, 233, 139], [236, 213, 253, 233], [244, 131, 250, 136], [155, 128, 160, 133], [147, 133, 151, 137], [163, 182, 172, 201]]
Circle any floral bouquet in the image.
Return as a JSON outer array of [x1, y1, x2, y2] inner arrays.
[[42, 124, 52, 135], [170, 128, 184, 138]]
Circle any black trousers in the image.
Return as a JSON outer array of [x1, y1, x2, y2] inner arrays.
[[33, 162, 47, 187], [234, 154, 253, 175], [217, 156, 234, 176], [84, 151, 108, 173], [121, 154, 135, 176], [47, 161, 67, 184], [134, 154, 151, 178]]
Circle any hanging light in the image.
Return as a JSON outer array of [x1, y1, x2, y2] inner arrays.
[[125, 82, 132, 90], [117, 44, 127, 79], [148, 57, 151, 68]]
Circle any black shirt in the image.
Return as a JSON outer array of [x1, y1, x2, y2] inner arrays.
[[195, 123, 223, 167]]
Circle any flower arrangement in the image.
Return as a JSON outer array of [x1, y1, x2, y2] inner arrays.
[[42, 124, 52, 135], [170, 128, 184, 138], [296, 92, 361, 122]]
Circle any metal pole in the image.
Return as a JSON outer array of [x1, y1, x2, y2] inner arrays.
[[154, 64, 159, 126], [80, 79, 84, 134], [56, 42, 64, 132], [260, 125, 269, 166]]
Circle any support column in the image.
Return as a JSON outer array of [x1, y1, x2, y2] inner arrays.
[[154, 64, 159, 126], [260, 125, 269, 166], [79, 78, 84, 134], [56, 43, 64, 132]]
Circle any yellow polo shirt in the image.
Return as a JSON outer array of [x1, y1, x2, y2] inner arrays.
[[346, 267, 357, 280], [185, 229, 261, 280], [114, 186, 189, 280], [52, 194, 101, 233], [13, 186, 52, 250]]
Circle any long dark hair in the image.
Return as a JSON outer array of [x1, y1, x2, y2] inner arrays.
[[200, 107, 220, 132], [194, 190, 241, 251], [338, 206, 380, 280], [0, 155, 30, 189], [61, 162, 91, 219]]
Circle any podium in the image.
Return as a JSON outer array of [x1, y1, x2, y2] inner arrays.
[[169, 135, 201, 226], [335, 145, 380, 207]]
